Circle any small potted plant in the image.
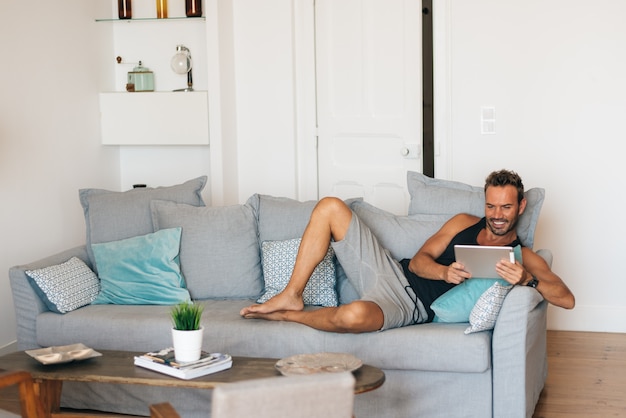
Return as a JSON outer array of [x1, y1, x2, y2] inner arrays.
[[170, 301, 204, 362]]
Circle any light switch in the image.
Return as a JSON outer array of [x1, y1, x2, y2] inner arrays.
[[481, 106, 496, 135]]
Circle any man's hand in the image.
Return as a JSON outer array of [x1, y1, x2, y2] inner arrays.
[[495, 260, 530, 285], [444, 262, 472, 284]]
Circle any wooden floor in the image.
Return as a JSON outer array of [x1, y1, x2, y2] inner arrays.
[[532, 331, 626, 418], [1, 331, 625, 417]]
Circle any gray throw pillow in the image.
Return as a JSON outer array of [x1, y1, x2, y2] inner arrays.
[[465, 282, 514, 334], [25, 257, 100, 314], [406, 171, 544, 248], [257, 238, 338, 307], [151, 200, 263, 299], [79, 176, 207, 272]]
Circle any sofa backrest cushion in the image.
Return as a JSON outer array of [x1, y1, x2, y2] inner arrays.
[[151, 200, 263, 299], [246, 194, 318, 243], [406, 171, 544, 248], [350, 200, 451, 261], [79, 176, 207, 272]]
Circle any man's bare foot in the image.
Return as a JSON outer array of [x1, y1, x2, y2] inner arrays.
[[240, 291, 304, 317], [240, 310, 288, 321]]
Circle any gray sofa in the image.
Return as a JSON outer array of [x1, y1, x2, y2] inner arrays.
[[9, 173, 549, 418]]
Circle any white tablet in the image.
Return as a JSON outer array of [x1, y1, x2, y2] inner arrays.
[[453, 245, 515, 279]]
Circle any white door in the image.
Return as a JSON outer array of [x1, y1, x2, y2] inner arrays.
[[315, 0, 423, 215]]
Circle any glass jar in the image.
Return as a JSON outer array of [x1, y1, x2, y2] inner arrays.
[[185, 0, 202, 17], [118, 0, 132, 19]]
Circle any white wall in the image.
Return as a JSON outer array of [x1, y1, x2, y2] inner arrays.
[[438, 0, 626, 332], [0, 1, 120, 350]]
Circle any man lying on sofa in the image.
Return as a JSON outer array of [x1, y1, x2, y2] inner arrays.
[[241, 169, 575, 333]]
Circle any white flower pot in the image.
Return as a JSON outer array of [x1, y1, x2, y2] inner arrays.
[[171, 326, 204, 362]]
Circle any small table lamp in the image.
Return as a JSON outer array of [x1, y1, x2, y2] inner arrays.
[[171, 45, 193, 92]]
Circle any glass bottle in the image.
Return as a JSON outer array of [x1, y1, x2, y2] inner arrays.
[[156, 0, 168, 18], [118, 0, 132, 19], [185, 0, 202, 17]]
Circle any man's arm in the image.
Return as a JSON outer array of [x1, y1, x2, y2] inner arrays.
[[496, 248, 575, 309], [408, 214, 480, 285]]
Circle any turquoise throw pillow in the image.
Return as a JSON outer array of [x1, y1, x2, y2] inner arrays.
[[431, 245, 522, 323], [92, 227, 191, 305]]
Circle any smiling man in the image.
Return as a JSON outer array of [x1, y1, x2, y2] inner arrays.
[[405, 169, 575, 322], [241, 169, 575, 332]]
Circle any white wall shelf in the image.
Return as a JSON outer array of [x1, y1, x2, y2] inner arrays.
[[99, 91, 209, 145], [95, 17, 205, 22]]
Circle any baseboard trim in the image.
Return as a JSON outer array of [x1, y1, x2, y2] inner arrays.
[[0, 341, 17, 356]]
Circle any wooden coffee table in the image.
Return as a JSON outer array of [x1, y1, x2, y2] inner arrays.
[[0, 350, 385, 417]]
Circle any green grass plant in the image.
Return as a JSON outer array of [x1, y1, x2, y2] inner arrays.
[[171, 301, 204, 331]]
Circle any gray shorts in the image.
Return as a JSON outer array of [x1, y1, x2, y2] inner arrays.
[[331, 213, 428, 330]]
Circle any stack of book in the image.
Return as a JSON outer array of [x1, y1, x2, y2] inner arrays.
[[134, 348, 232, 380]]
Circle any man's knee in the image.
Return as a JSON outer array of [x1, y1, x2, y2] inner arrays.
[[315, 196, 349, 216], [334, 301, 383, 333], [312, 197, 352, 239]]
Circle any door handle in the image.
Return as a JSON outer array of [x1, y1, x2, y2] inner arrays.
[[400, 144, 420, 159]]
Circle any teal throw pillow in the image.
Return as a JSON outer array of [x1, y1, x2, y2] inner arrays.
[[92, 227, 191, 305], [431, 245, 521, 323], [257, 238, 338, 307]]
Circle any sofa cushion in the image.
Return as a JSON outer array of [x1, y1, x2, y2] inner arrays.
[[150, 200, 263, 299], [25, 257, 100, 314], [246, 194, 363, 243], [406, 171, 544, 248], [350, 200, 452, 261], [257, 238, 337, 307], [79, 176, 207, 272], [36, 300, 491, 373], [246, 194, 318, 243], [91, 227, 191, 305]]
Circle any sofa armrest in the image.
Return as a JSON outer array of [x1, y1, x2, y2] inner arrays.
[[491, 248, 551, 418], [9, 246, 90, 350]]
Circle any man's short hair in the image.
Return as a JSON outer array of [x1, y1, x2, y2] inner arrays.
[[484, 170, 524, 203]]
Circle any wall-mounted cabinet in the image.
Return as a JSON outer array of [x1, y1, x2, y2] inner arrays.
[[99, 92, 209, 145]]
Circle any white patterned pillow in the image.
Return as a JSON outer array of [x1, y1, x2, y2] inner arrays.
[[464, 282, 513, 334], [257, 238, 338, 307], [25, 257, 100, 314]]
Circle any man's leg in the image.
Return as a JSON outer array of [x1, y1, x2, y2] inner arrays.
[[244, 300, 384, 333], [240, 197, 353, 316]]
